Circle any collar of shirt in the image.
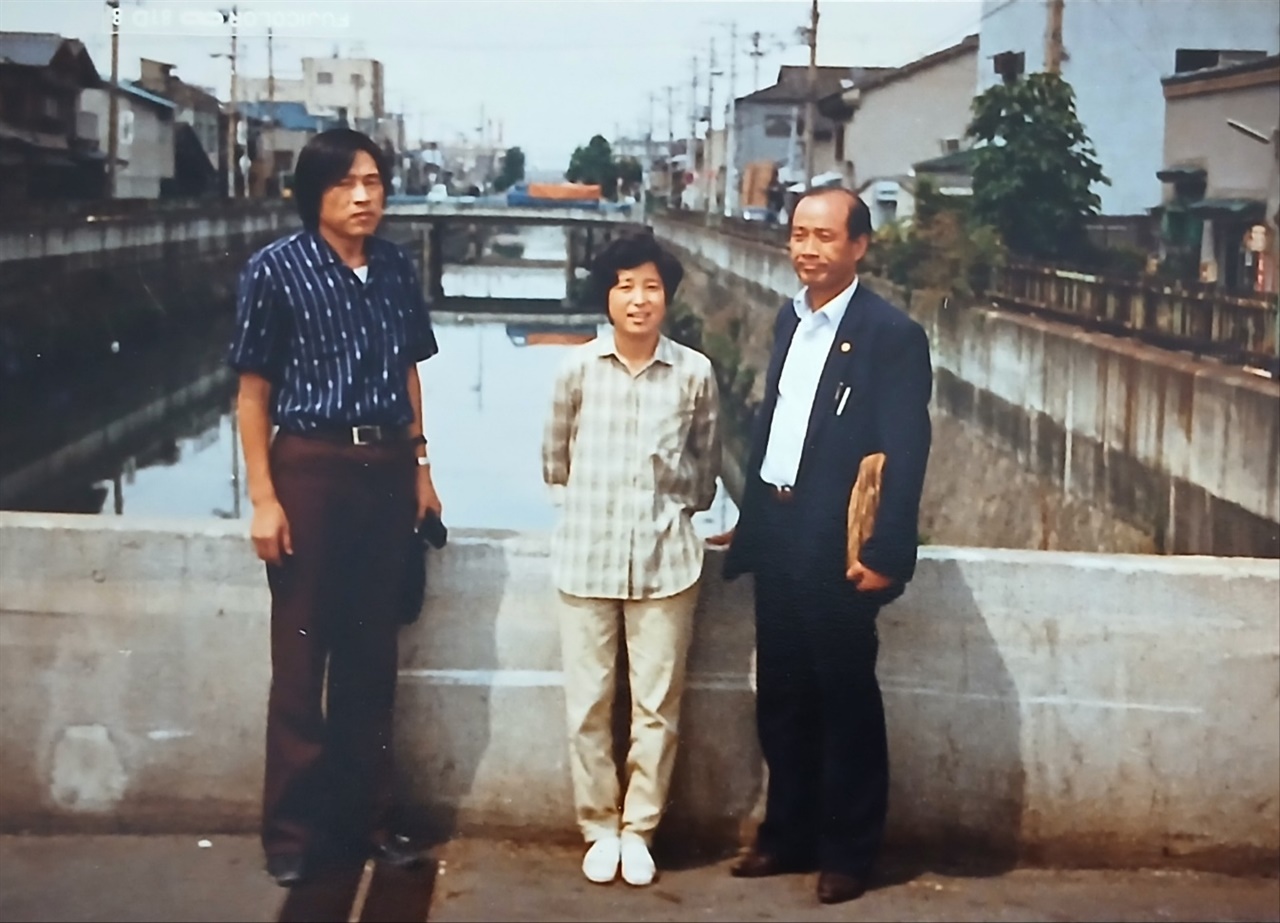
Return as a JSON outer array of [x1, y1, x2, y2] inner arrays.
[[301, 229, 397, 273], [595, 332, 677, 369], [791, 276, 859, 331]]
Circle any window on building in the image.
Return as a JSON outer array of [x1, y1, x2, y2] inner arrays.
[[764, 113, 796, 138], [42, 95, 59, 120], [1174, 48, 1268, 73], [941, 137, 961, 154], [317, 71, 333, 85]]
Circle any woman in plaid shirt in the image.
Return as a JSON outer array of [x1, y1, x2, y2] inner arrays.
[[542, 232, 721, 887]]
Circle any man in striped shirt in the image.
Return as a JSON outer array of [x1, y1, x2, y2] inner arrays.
[[542, 232, 721, 887], [228, 129, 439, 887]]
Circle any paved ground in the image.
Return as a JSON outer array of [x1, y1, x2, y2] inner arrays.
[[1, 835, 1277, 923]]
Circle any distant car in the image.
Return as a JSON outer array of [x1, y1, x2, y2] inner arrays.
[[425, 184, 449, 202]]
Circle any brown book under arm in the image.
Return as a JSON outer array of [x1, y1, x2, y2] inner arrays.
[[846, 452, 886, 570]]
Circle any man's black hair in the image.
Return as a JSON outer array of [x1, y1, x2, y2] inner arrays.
[[789, 186, 873, 240], [293, 128, 391, 231], [586, 230, 685, 314]]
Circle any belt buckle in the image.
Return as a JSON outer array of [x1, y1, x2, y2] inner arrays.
[[352, 425, 379, 446]]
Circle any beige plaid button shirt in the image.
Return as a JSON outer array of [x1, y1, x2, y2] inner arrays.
[[542, 334, 721, 600]]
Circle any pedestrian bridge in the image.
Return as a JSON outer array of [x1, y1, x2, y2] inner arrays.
[[384, 198, 643, 226], [0, 512, 1275, 876]]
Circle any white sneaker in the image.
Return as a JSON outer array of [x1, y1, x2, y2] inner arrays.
[[619, 832, 656, 886], [582, 836, 621, 884]]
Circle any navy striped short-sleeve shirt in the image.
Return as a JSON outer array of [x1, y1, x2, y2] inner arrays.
[[227, 230, 438, 432]]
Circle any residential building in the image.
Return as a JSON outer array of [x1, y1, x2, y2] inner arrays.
[[732, 64, 891, 192], [819, 34, 979, 229], [81, 80, 176, 198], [135, 59, 221, 169], [976, 0, 1280, 217], [236, 99, 340, 195], [239, 55, 384, 125], [0, 32, 105, 202], [1158, 54, 1279, 294]]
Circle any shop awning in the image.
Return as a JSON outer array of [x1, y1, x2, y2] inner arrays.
[[1186, 198, 1266, 219], [1156, 166, 1207, 183]]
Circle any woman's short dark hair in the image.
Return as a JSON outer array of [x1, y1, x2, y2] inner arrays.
[[293, 128, 391, 230], [586, 231, 684, 313]]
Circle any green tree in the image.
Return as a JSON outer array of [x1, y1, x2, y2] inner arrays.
[[966, 72, 1109, 260], [493, 146, 526, 192], [616, 156, 643, 197], [565, 135, 619, 200]]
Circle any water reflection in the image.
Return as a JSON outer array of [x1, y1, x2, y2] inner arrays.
[[15, 317, 735, 534], [6, 224, 737, 533]]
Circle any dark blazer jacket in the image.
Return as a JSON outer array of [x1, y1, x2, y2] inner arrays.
[[724, 282, 933, 603]]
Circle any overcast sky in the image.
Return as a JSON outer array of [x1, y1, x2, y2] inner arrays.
[[2, 0, 981, 170]]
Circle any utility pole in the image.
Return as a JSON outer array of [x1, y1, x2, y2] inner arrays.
[[218, 5, 239, 198], [230, 7, 238, 198], [724, 21, 739, 217], [647, 91, 657, 201], [1045, 0, 1065, 74], [705, 37, 717, 217], [106, 0, 120, 198], [749, 30, 765, 91], [265, 27, 275, 196], [665, 84, 676, 207], [803, 0, 819, 189], [688, 55, 698, 210]]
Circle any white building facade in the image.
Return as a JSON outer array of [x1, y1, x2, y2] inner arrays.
[[976, 0, 1280, 216]]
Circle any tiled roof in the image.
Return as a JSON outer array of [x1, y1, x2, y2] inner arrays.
[[237, 100, 341, 132], [119, 81, 178, 111], [0, 32, 101, 85], [0, 32, 64, 67], [738, 65, 892, 105]]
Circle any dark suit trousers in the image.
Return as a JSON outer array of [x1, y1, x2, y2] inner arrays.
[[752, 490, 889, 877], [261, 433, 415, 860]]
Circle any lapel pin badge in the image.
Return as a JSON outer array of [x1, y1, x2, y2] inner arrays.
[[840, 341, 851, 353]]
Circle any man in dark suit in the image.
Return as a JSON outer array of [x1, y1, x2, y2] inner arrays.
[[715, 187, 932, 904]]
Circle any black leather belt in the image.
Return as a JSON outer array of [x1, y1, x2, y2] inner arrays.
[[285, 424, 411, 446]]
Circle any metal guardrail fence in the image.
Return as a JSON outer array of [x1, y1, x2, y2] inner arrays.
[[657, 208, 1278, 374], [990, 260, 1278, 372], [658, 207, 789, 248]]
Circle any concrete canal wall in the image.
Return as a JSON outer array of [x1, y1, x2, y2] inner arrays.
[[650, 217, 1280, 558], [1, 512, 1276, 874], [0, 204, 299, 382]]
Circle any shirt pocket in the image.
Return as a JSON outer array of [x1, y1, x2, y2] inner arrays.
[[645, 386, 696, 476]]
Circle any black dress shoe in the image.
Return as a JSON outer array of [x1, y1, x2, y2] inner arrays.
[[729, 849, 817, 878], [817, 870, 869, 904], [370, 834, 424, 869], [265, 853, 308, 888]]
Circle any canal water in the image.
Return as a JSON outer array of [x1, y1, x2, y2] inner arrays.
[[5, 226, 736, 535]]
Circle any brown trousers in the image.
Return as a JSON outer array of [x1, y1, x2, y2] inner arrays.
[[261, 432, 416, 859]]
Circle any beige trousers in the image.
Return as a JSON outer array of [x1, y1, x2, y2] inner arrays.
[[557, 583, 699, 844]]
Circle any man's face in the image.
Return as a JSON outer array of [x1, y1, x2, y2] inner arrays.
[[789, 191, 868, 292], [319, 150, 384, 238], [607, 261, 667, 338]]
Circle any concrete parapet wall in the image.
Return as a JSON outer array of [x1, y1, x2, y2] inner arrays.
[[1, 513, 1276, 874], [0, 204, 297, 266], [0, 206, 300, 383], [650, 217, 1280, 558]]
